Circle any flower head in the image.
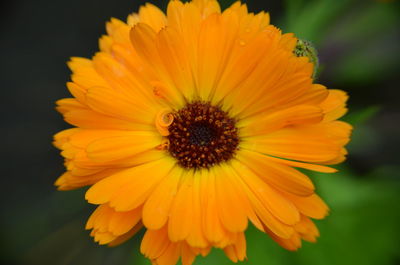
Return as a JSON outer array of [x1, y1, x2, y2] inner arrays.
[[54, 0, 352, 264]]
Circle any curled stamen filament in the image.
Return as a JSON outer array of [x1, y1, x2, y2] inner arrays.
[[155, 109, 174, 136]]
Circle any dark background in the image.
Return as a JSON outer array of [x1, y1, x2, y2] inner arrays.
[[1, 0, 400, 264]]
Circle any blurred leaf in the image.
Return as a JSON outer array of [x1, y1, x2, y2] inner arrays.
[[343, 106, 380, 153], [282, 0, 352, 43], [344, 106, 380, 126], [284, 0, 306, 29], [303, 169, 400, 265], [323, 1, 400, 84], [333, 41, 400, 84], [329, 2, 399, 42], [1, 189, 88, 261], [347, 124, 380, 155], [333, 29, 399, 83]]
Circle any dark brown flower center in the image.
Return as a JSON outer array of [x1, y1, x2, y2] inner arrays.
[[168, 102, 239, 169]]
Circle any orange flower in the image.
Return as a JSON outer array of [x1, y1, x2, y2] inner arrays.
[[54, 1, 352, 264]]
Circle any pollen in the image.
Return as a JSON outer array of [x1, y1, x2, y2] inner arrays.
[[168, 102, 239, 169]]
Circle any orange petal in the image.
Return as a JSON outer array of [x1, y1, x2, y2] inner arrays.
[[200, 168, 227, 244], [242, 126, 341, 163], [257, 155, 337, 173], [181, 243, 197, 265], [130, 23, 185, 107], [168, 173, 194, 242], [108, 207, 142, 235], [56, 98, 86, 114], [223, 232, 247, 262], [85, 157, 170, 205], [142, 166, 183, 230], [86, 131, 161, 162], [156, 27, 197, 101], [108, 158, 175, 211], [231, 161, 296, 238], [64, 109, 153, 131], [155, 241, 181, 265], [186, 171, 208, 248], [141, 226, 171, 260], [85, 85, 156, 124], [267, 228, 302, 251], [239, 105, 323, 137], [320, 89, 349, 122], [294, 215, 319, 242], [192, 0, 221, 17], [232, 160, 300, 225], [108, 223, 142, 247], [214, 166, 248, 233], [285, 193, 329, 220], [196, 12, 239, 101], [237, 150, 315, 196], [139, 3, 167, 32]]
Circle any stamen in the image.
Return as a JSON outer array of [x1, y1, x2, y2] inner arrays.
[[167, 102, 239, 169], [156, 139, 170, 151]]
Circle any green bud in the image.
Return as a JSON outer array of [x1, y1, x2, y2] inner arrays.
[[294, 39, 319, 79]]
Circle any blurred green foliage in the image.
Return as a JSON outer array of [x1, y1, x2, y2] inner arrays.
[[283, 0, 400, 85]]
